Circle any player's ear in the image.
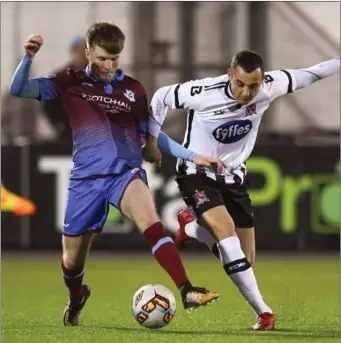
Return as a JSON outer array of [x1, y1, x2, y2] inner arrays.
[[227, 68, 233, 79]]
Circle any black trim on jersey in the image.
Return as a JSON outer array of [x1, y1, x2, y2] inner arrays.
[[233, 173, 242, 185], [231, 166, 246, 186], [204, 82, 226, 90], [280, 70, 293, 93], [228, 103, 242, 112], [174, 84, 183, 108], [177, 110, 194, 177], [224, 81, 235, 100], [177, 162, 187, 177], [184, 110, 194, 148], [177, 163, 246, 186], [204, 85, 226, 92]]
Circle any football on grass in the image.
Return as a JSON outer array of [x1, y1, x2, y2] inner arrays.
[[132, 284, 176, 329]]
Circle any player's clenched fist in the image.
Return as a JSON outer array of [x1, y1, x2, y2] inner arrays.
[[24, 34, 43, 57], [143, 142, 162, 168]]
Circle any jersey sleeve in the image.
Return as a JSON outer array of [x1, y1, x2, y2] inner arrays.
[[167, 78, 207, 110], [148, 78, 209, 137], [34, 69, 76, 101], [263, 69, 297, 101]]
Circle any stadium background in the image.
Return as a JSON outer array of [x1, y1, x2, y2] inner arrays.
[[1, 2, 339, 343], [1, 1, 339, 251]]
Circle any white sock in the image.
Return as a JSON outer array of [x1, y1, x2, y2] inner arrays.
[[185, 221, 216, 251], [218, 236, 272, 315]]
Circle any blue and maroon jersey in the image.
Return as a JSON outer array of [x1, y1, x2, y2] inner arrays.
[[36, 67, 148, 179]]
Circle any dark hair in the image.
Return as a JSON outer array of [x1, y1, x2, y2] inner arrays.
[[86, 22, 125, 54], [230, 50, 264, 73]]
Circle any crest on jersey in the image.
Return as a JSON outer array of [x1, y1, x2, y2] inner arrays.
[[246, 104, 256, 116], [193, 190, 210, 208], [124, 89, 136, 102]]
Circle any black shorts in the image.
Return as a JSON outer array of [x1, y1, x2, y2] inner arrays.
[[176, 174, 254, 228]]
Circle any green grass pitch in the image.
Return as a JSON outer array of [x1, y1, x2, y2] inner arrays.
[[2, 253, 339, 343]]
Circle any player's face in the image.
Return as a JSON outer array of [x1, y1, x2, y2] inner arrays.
[[86, 45, 120, 82], [228, 66, 264, 105]]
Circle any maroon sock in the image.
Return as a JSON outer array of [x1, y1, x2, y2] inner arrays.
[[61, 260, 84, 302], [144, 222, 190, 288]]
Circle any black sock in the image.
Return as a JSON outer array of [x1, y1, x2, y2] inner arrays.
[[212, 243, 220, 259]]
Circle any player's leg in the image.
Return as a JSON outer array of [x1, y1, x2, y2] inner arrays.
[[107, 169, 219, 311], [176, 207, 220, 256], [205, 184, 256, 264], [235, 227, 255, 265], [177, 215, 255, 263], [201, 209, 274, 329], [62, 233, 94, 326], [176, 185, 256, 264], [222, 184, 256, 265], [61, 178, 108, 326], [177, 175, 274, 329]]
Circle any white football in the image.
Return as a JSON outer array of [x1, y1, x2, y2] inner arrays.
[[132, 284, 176, 329]]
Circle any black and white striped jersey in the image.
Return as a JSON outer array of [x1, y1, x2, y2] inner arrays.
[[150, 69, 297, 184]]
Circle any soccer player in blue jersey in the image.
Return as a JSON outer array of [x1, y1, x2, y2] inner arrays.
[[9, 22, 224, 326]]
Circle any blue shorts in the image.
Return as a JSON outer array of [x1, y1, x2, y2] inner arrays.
[[63, 168, 147, 236]]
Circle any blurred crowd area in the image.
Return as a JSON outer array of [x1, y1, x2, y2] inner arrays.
[[1, 1, 340, 146]]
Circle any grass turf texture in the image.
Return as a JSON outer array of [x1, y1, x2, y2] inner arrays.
[[2, 254, 339, 343]]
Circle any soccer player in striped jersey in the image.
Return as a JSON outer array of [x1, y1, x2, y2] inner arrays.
[[147, 50, 340, 330], [9, 22, 225, 326]]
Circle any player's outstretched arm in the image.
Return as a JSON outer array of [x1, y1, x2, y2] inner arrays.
[[9, 56, 40, 98], [9, 34, 57, 100], [9, 34, 43, 98], [157, 131, 225, 173], [158, 131, 196, 161], [291, 58, 340, 90], [265, 58, 340, 101]]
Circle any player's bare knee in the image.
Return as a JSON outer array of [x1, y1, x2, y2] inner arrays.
[[135, 211, 161, 232], [62, 254, 82, 270], [62, 240, 89, 270], [121, 178, 160, 231], [206, 222, 236, 241], [201, 206, 236, 241]]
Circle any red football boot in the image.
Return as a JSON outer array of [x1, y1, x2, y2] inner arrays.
[[252, 312, 276, 330], [175, 208, 196, 248]]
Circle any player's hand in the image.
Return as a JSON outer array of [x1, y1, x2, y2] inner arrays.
[[143, 143, 162, 168], [192, 155, 226, 174], [24, 34, 43, 57]]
